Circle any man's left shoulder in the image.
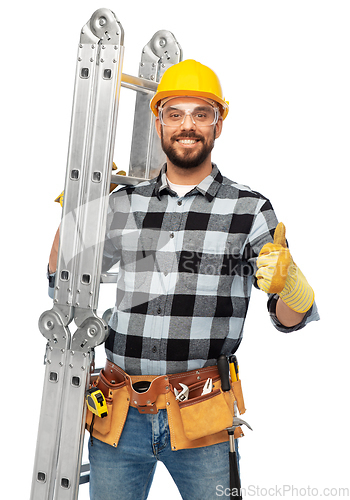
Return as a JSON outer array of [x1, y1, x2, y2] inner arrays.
[[218, 174, 271, 204]]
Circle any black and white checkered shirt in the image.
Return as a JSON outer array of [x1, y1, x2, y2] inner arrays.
[[99, 164, 319, 375]]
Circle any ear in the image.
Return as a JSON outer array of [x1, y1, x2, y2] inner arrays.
[[155, 117, 162, 139], [214, 116, 223, 139]]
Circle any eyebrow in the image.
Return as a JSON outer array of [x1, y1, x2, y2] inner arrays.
[[164, 105, 212, 111]]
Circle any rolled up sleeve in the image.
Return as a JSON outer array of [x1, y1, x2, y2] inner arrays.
[[267, 294, 320, 333], [47, 265, 56, 299]]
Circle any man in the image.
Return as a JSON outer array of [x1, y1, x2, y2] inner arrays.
[[48, 59, 319, 499]]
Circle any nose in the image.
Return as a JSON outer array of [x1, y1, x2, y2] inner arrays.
[[180, 112, 196, 130]]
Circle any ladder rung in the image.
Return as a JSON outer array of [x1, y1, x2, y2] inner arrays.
[[111, 174, 150, 186], [80, 463, 90, 474], [100, 273, 118, 283], [121, 73, 158, 94], [79, 462, 90, 485]]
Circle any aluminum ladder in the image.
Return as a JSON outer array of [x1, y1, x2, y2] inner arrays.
[[30, 8, 181, 499]]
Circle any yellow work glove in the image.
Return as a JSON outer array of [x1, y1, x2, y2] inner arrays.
[[54, 163, 126, 207], [256, 222, 315, 313], [54, 190, 64, 207]]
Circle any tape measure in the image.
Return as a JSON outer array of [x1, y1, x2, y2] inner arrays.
[[86, 388, 108, 418]]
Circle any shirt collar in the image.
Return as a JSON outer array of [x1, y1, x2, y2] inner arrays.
[[154, 163, 223, 202]]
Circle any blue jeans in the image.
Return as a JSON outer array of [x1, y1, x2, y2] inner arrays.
[[88, 406, 240, 500]]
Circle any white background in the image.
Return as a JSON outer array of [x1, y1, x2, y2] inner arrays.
[[1, 1, 349, 498]]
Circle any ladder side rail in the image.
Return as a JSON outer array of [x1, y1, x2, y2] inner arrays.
[[129, 30, 182, 180], [52, 349, 93, 499], [30, 322, 71, 500], [53, 26, 100, 327], [95, 32, 184, 335], [31, 19, 100, 499], [52, 10, 125, 500], [73, 44, 125, 320]]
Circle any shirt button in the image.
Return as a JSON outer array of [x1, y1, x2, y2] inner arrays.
[[177, 200, 182, 206], [169, 232, 174, 238]]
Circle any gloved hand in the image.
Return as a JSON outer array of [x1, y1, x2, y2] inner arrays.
[[54, 163, 126, 207], [256, 222, 315, 313], [109, 163, 126, 192]]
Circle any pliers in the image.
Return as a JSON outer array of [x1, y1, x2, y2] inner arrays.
[[201, 378, 213, 395]]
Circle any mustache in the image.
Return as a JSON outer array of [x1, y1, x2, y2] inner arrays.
[[171, 131, 204, 141]]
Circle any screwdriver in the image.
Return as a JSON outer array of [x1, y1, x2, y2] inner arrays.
[[229, 355, 239, 382]]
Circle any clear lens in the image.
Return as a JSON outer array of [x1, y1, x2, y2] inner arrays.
[[159, 103, 218, 127]]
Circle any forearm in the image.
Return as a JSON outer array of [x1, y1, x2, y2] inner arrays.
[[276, 297, 306, 327], [49, 226, 60, 274]]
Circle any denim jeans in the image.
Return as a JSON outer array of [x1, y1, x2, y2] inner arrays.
[[89, 406, 240, 500]]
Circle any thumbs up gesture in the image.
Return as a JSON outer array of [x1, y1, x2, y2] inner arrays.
[[256, 223, 315, 313]]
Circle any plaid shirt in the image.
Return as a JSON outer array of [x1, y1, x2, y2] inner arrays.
[[48, 164, 319, 374], [100, 164, 319, 375]]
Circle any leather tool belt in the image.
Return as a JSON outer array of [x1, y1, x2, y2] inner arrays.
[[86, 359, 246, 451]]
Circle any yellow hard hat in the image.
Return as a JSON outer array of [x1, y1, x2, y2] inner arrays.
[[150, 59, 229, 120]]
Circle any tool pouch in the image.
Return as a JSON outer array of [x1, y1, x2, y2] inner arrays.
[[86, 365, 130, 447], [176, 378, 233, 441]]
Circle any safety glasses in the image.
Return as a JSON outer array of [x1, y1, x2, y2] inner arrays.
[[158, 100, 219, 127]]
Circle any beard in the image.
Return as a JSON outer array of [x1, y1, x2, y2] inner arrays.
[[160, 129, 215, 169]]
